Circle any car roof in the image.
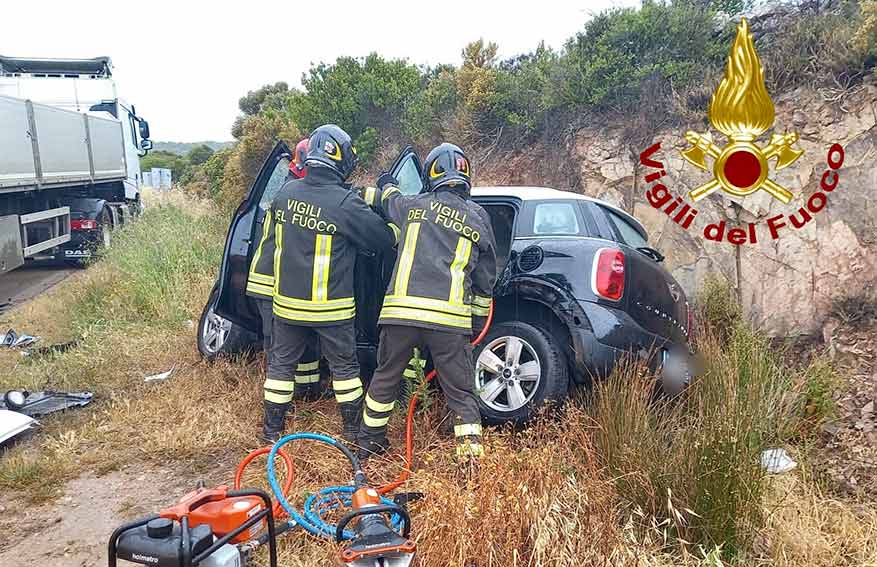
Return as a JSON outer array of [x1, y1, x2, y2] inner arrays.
[[471, 186, 648, 240]]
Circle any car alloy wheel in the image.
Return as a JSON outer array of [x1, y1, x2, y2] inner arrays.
[[475, 335, 542, 412], [201, 304, 232, 354]]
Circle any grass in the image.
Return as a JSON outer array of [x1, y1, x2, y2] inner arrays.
[[0, 190, 874, 565]]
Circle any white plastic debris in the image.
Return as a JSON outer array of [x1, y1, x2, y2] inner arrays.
[[144, 366, 176, 382], [761, 448, 797, 474], [0, 410, 36, 444]]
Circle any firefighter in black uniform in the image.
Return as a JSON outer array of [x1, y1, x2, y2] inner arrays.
[[246, 138, 321, 399], [358, 143, 497, 459], [259, 124, 396, 443]]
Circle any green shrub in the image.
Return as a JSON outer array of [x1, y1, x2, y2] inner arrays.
[[696, 275, 742, 338], [590, 322, 830, 559]]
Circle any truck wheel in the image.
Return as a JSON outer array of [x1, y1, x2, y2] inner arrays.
[[473, 321, 569, 426], [98, 208, 112, 250], [197, 284, 257, 360]]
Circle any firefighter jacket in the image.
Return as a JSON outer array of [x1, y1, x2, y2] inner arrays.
[[261, 167, 396, 326], [376, 184, 497, 334], [246, 207, 278, 300]]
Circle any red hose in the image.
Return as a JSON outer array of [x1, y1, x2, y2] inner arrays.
[[378, 301, 494, 494], [234, 446, 295, 518]]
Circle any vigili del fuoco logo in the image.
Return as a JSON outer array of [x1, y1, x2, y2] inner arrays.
[[639, 17, 845, 245]]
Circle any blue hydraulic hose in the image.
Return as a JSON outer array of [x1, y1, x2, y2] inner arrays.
[[266, 432, 402, 540]]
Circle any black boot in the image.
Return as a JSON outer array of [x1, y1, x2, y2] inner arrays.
[[261, 401, 290, 444], [339, 399, 363, 444], [356, 432, 390, 461]]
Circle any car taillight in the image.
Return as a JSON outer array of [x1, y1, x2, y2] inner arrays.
[[71, 219, 97, 230], [592, 248, 625, 301]]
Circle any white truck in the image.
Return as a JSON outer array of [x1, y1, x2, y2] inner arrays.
[[0, 55, 152, 273]]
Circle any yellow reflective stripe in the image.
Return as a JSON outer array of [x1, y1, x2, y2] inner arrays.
[[246, 281, 274, 297], [363, 412, 390, 428], [366, 394, 395, 413], [448, 237, 473, 305], [248, 272, 274, 285], [294, 373, 320, 384], [264, 378, 295, 392], [264, 390, 294, 404], [454, 423, 483, 437], [297, 361, 320, 371], [249, 211, 273, 279], [403, 369, 418, 378], [364, 187, 377, 206], [312, 234, 332, 302], [335, 387, 363, 403], [473, 295, 491, 308], [333, 377, 363, 391], [272, 223, 283, 293], [381, 186, 400, 201], [471, 305, 490, 316], [380, 306, 471, 329], [393, 223, 420, 296], [456, 443, 484, 458], [387, 223, 400, 245], [382, 295, 471, 316], [273, 303, 356, 322], [274, 294, 354, 310]]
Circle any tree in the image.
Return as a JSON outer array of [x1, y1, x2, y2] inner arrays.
[[140, 150, 189, 182], [186, 144, 215, 166], [238, 82, 290, 116]]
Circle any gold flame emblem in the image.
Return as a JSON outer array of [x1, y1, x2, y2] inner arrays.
[[682, 18, 803, 203]]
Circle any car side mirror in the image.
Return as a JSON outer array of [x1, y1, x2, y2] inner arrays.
[[138, 120, 151, 140], [140, 139, 154, 152]]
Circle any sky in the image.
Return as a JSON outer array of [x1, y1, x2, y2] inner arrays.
[[2, 0, 638, 142]]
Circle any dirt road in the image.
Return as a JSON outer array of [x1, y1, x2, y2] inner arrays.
[[0, 265, 76, 315]]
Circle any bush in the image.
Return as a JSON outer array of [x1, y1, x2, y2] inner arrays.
[[590, 321, 831, 559], [696, 274, 742, 338]]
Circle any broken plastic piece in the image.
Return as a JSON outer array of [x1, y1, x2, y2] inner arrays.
[[761, 448, 797, 474], [0, 390, 94, 417], [144, 366, 176, 382], [22, 339, 80, 358], [0, 409, 36, 445], [1, 329, 41, 348]]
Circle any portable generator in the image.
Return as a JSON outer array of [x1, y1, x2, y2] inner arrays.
[[108, 486, 277, 567]]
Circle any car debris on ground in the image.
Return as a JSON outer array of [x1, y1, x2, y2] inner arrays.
[[0, 390, 94, 417], [1, 328, 41, 349], [144, 366, 176, 382]]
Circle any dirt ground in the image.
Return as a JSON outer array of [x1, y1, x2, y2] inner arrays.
[[0, 465, 190, 567]]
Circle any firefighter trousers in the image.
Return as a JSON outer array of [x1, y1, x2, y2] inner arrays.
[[264, 319, 362, 408], [360, 325, 482, 448], [257, 300, 321, 389]]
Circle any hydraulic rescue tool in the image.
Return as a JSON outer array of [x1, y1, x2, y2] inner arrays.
[[108, 301, 493, 566]]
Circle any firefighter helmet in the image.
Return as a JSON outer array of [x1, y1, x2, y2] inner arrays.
[[304, 124, 357, 180], [423, 143, 471, 192], [289, 138, 309, 178]]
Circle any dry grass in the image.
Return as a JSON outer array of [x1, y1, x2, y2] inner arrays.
[[1, 190, 875, 566]]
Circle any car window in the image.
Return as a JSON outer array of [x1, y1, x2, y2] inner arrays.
[[258, 156, 291, 211], [532, 202, 580, 235], [395, 154, 423, 195], [603, 207, 648, 248], [480, 203, 515, 268]]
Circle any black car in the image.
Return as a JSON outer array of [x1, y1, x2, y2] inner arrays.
[[198, 142, 695, 425]]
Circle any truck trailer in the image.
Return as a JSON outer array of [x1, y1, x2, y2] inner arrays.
[[0, 55, 152, 273]]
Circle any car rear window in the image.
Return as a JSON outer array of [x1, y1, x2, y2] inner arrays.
[[601, 206, 648, 248], [517, 200, 587, 237]]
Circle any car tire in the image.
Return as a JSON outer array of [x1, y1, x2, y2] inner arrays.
[[197, 284, 257, 360], [473, 320, 569, 426]]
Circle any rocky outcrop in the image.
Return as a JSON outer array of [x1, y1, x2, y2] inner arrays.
[[571, 86, 877, 336]]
